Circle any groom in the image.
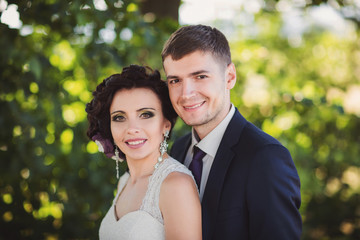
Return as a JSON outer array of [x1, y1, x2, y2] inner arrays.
[[162, 25, 302, 239]]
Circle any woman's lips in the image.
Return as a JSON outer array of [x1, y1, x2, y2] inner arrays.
[[126, 139, 147, 148]]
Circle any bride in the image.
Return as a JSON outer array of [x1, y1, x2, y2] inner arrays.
[[86, 65, 201, 240]]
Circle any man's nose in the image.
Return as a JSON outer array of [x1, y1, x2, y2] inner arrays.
[[181, 79, 196, 99]]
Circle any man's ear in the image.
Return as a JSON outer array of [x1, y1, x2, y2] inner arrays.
[[226, 63, 236, 90]]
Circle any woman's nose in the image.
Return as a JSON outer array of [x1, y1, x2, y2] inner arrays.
[[126, 120, 141, 134]]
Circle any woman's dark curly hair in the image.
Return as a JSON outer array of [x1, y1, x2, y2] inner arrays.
[[85, 65, 178, 152]]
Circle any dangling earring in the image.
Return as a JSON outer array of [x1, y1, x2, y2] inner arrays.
[[154, 130, 169, 169], [114, 146, 123, 179]]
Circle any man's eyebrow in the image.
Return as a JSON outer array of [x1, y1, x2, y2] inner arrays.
[[166, 70, 210, 80], [166, 75, 178, 80], [190, 70, 210, 76]]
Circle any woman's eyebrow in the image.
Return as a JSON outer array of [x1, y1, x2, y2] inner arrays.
[[110, 110, 125, 115], [137, 107, 156, 112]]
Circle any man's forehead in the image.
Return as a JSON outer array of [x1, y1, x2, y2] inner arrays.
[[164, 51, 225, 75]]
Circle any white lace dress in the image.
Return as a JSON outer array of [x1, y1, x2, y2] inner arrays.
[[99, 157, 195, 240]]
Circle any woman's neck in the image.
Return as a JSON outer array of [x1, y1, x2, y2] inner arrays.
[[126, 153, 168, 183]]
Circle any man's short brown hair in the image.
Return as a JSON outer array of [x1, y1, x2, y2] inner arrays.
[[161, 25, 232, 67]]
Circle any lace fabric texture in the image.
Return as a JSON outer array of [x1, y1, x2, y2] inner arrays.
[[99, 157, 194, 240]]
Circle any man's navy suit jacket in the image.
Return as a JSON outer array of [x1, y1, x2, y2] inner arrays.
[[170, 108, 302, 240]]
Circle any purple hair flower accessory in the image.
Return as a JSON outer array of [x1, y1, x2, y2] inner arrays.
[[91, 132, 115, 159]]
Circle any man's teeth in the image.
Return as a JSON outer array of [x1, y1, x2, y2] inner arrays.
[[127, 140, 145, 145], [185, 103, 202, 109]]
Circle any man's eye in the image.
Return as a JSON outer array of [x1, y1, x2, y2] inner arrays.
[[140, 112, 154, 119], [169, 79, 179, 84], [197, 75, 207, 79]]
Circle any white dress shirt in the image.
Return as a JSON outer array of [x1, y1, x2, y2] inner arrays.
[[184, 104, 236, 201]]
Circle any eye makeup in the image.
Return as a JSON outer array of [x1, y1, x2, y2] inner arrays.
[[110, 108, 157, 122], [111, 113, 125, 122], [139, 110, 155, 119]]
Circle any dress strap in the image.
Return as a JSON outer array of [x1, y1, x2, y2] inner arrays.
[[140, 157, 194, 224], [112, 172, 130, 205]]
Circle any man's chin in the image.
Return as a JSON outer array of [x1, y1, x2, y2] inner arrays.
[[178, 110, 212, 127], [182, 117, 209, 128]]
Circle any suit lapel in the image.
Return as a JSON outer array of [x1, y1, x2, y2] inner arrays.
[[202, 109, 247, 240]]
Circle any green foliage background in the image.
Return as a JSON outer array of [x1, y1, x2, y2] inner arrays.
[[1, 1, 359, 239]]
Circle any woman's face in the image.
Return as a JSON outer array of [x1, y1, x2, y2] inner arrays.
[[109, 88, 171, 162]]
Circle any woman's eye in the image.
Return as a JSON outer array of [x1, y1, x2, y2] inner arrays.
[[112, 115, 125, 122], [140, 112, 154, 119]]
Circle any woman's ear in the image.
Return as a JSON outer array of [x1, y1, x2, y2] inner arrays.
[[164, 119, 171, 133]]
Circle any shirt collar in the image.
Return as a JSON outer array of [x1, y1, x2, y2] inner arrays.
[[190, 104, 235, 157]]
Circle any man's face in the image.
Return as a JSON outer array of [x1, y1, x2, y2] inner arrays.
[[163, 51, 236, 138]]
